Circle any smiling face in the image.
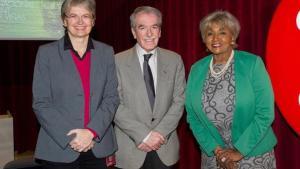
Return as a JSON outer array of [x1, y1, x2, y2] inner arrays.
[[131, 12, 161, 52], [204, 22, 234, 58], [63, 5, 94, 39]]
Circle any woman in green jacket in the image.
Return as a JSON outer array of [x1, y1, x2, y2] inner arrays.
[[185, 11, 276, 169]]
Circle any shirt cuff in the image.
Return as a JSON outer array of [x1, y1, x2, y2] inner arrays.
[[86, 127, 98, 139], [142, 131, 152, 143]]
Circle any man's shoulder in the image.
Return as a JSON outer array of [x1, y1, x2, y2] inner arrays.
[[158, 47, 180, 58], [158, 47, 183, 64], [114, 48, 135, 65], [115, 48, 133, 58]]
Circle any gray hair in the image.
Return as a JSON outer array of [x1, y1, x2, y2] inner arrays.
[[199, 11, 240, 43], [130, 6, 162, 28], [61, 0, 96, 20]]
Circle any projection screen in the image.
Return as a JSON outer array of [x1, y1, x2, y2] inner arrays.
[[0, 0, 65, 40]]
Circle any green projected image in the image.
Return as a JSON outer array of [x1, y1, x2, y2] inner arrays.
[[0, 0, 64, 40]]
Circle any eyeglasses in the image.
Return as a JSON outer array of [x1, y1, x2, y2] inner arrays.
[[65, 14, 94, 22]]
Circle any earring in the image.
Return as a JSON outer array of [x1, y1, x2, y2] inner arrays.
[[231, 41, 238, 48]]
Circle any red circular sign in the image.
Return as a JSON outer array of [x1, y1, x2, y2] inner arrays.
[[266, 0, 300, 135]]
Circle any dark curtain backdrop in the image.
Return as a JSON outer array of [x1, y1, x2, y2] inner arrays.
[[1, 0, 299, 169]]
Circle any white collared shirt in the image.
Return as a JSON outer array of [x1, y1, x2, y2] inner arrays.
[[136, 43, 157, 93], [136, 44, 159, 143]]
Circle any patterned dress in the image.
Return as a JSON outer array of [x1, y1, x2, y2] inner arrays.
[[201, 59, 276, 169]]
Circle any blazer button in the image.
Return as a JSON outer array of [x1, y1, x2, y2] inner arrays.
[[151, 118, 155, 122]]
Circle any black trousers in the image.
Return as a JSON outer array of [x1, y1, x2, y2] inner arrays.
[[40, 150, 107, 169], [140, 151, 173, 169]]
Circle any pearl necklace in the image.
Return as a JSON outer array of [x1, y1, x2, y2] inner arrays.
[[209, 50, 234, 78]]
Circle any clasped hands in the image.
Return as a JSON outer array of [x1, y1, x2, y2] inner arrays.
[[214, 146, 243, 169], [138, 131, 165, 152], [67, 129, 95, 152]]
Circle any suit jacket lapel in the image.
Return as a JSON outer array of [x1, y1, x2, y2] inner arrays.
[[58, 38, 82, 91], [90, 45, 100, 97], [191, 55, 210, 119], [232, 51, 249, 136], [189, 55, 226, 143], [153, 48, 170, 115], [126, 47, 153, 113]]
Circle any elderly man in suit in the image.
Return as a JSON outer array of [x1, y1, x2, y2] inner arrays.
[[114, 6, 186, 169], [32, 0, 119, 168]]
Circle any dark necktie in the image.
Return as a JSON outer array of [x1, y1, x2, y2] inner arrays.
[[143, 53, 155, 110]]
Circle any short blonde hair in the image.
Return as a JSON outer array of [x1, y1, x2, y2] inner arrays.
[[61, 0, 96, 20], [199, 11, 240, 43]]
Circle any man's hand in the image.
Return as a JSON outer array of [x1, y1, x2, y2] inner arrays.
[[67, 129, 94, 152], [143, 131, 165, 151], [138, 142, 152, 152]]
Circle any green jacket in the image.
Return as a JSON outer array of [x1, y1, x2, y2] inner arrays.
[[185, 50, 277, 157]]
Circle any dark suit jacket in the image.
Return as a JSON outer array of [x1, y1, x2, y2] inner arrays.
[[32, 37, 119, 162]]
